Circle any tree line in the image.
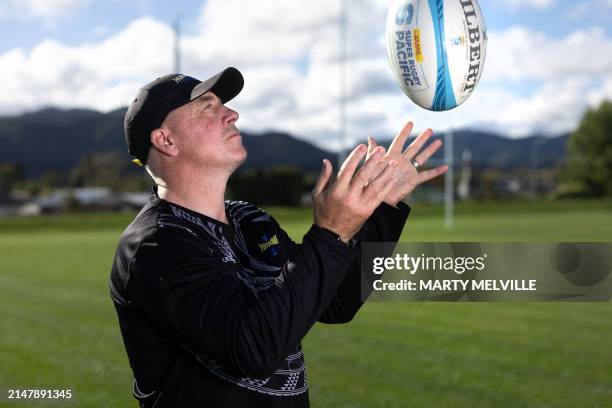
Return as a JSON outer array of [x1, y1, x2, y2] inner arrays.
[[2, 100, 612, 203]]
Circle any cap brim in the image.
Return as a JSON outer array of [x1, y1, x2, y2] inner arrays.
[[191, 67, 244, 104]]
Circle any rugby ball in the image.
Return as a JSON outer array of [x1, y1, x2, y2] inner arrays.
[[386, 0, 487, 111]]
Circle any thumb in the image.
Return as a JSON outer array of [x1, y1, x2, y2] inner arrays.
[[313, 159, 333, 196]]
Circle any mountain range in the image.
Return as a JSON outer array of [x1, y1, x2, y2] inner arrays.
[[0, 107, 569, 179]]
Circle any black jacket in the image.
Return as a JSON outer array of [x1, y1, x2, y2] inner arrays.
[[110, 195, 409, 407]]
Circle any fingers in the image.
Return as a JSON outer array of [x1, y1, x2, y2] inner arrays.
[[362, 160, 398, 202], [417, 165, 448, 184], [366, 137, 379, 160], [350, 146, 386, 193], [376, 173, 401, 206], [313, 159, 333, 196], [337, 144, 367, 187], [414, 139, 443, 166], [403, 128, 433, 159], [388, 121, 413, 154]]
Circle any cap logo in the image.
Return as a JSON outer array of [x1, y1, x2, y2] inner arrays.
[[172, 74, 186, 84]]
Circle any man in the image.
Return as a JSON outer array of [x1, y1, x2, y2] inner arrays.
[[110, 67, 446, 407]]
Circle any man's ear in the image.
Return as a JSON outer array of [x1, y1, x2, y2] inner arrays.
[[150, 128, 178, 157]]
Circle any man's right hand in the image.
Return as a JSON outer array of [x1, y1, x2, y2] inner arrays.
[[312, 144, 398, 243]]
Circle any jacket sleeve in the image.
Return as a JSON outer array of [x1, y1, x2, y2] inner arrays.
[[317, 201, 410, 324], [127, 224, 356, 379]]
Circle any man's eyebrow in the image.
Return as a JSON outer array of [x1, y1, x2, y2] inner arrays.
[[195, 94, 215, 104]]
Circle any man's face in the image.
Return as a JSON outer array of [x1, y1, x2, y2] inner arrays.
[[162, 91, 246, 171]]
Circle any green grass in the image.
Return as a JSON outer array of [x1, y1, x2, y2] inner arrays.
[[0, 231, 133, 406], [270, 200, 612, 242], [0, 201, 611, 407]]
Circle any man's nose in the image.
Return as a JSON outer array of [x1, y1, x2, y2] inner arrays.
[[224, 107, 239, 125]]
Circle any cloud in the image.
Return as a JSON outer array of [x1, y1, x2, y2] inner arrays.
[[0, 0, 87, 22], [567, 0, 612, 20], [189, 0, 340, 65], [498, 0, 555, 9], [0, 0, 611, 151], [0, 17, 173, 113], [587, 77, 612, 107], [483, 26, 612, 83]]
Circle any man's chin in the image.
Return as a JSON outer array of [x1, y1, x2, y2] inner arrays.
[[238, 149, 247, 165], [230, 148, 247, 171]]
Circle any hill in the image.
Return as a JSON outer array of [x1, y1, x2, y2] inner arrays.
[[0, 107, 568, 179]]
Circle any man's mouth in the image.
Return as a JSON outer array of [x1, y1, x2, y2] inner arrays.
[[226, 129, 241, 139]]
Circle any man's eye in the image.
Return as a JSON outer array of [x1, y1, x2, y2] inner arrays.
[[204, 104, 212, 110]]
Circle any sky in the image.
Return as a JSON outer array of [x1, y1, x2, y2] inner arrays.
[[0, 0, 611, 150]]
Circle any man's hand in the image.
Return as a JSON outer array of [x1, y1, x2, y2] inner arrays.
[[367, 121, 448, 206], [312, 144, 398, 243]]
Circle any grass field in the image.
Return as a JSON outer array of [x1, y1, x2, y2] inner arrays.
[[0, 200, 611, 407]]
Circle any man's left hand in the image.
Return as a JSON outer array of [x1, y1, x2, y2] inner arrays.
[[366, 121, 448, 207]]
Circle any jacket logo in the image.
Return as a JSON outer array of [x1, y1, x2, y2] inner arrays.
[[258, 235, 279, 253]]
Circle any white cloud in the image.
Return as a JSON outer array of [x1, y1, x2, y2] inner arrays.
[[567, 0, 612, 20], [587, 78, 612, 107], [464, 79, 594, 136], [0, 1, 611, 151], [0, 17, 173, 113], [498, 0, 555, 9], [0, 0, 87, 21], [483, 26, 612, 84]]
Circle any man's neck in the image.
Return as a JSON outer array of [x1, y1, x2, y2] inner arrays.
[[157, 173, 230, 224]]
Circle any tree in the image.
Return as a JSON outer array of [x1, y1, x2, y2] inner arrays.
[[40, 171, 62, 190], [69, 151, 128, 189], [228, 166, 306, 206], [0, 162, 25, 200], [567, 100, 612, 196]]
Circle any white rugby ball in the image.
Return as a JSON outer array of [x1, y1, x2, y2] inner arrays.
[[386, 0, 487, 111]]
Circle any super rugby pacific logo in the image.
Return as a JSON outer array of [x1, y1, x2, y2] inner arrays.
[[395, 3, 414, 26]]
